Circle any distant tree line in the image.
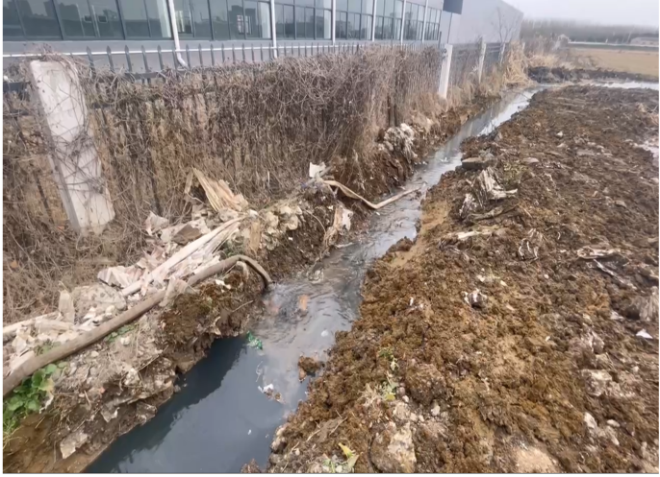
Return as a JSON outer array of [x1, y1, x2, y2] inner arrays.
[[521, 19, 659, 44]]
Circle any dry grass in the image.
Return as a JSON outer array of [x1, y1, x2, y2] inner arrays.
[[570, 48, 659, 78], [3, 46, 442, 324]]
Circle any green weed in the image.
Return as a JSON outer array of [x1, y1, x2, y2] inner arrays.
[[3, 364, 58, 441]]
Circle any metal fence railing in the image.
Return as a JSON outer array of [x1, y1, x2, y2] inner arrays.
[[483, 42, 503, 76], [449, 43, 481, 87]]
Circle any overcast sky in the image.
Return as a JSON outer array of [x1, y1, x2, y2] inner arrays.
[[506, 0, 659, 27]]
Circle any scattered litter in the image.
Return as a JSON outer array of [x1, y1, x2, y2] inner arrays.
[[58, 289, 75, 323], [592, 261, 637, 290], [309, 162, 328, 179], [556, 131, 564, 138], [467, 289, 487, 309], [476, 168, 517, 201], [459, 194, 477, 218], [576, 246, 622, 260], [610, 310, 624, 321], [192, 168, 248, 214], [247, 331, 263, 350], [636, 329, 653, 340], [59, 430, 89, 459], [144, 212, 169, 236], [98, 265, 144, 289]]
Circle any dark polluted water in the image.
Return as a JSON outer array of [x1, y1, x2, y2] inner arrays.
[[90, 82, 657, 472]]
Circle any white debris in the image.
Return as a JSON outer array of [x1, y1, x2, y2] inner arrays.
[[71, 284, 127, 320], [11, 333, 28, 354], [59, 429, 89, 459], [98, 265, 144, 288], [610, 310, 625, 321], [459, 193, 478, 218], [636, 329, 654, 340], [584, 412, 597, 429], [340, 206, 353, 231], [468, 289, 487, 309], [309, 162, 328, 179], [556, 131, 564, 138], [144, 211, 169, 236], [58, 289, 76, 323], [399, 123, 414, 138], [476, 168, 517, 201], [582, 369, 613, 397]]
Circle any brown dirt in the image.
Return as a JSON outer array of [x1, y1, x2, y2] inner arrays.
[[298, 356, 324, 381], [269, 86, 659, 473], [3, 91, 503, 473], [331, 94, 499, 199]]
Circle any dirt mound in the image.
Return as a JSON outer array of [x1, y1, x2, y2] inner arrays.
[[528, 66, 659, 84], [268, 86, 659, 473]]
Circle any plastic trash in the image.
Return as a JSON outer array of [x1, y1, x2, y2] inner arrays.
[[247, 331, 263, 350]]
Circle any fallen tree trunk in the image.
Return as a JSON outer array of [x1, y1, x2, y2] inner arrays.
[[3, 255, 271, 397]]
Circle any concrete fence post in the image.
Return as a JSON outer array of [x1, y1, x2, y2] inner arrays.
[[438, 44, 452, 99], [331, 0, 336, 47], [477, 38, 486, 83], [400, 0, 406, 44], [420, 0, 428, 42], [29, 60, 115, 236], [270, 0, 278, 58], [498, 42, 506, 65], [371, 0, 377, 41]]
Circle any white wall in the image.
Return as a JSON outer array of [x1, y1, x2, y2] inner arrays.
[[442, 0, 523, 44]]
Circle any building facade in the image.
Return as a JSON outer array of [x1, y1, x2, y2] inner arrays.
[[3, 0, 521, 59]]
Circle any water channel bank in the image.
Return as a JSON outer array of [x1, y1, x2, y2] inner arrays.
[[88, 89, 540, 473]]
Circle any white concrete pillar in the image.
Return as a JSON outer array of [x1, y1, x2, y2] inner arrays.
[[477, 38, 486, 83], [400, 0, 406, 44], [331, 0, 336, 46], [371, 0, 377, 41], [438, 44, 452, 99], [270, 0, 278, 58], [29, 60, 114, 236]]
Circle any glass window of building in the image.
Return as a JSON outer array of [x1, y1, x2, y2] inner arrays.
[[120, 0, 172, 38], [375, 0, 400, 40], [404, 1, 423, 40], [210, 0, 230, 38], [275, 0, 329, 40], [337, 0, 371, 40], [55, 0, 121, 38], [3, 0, 25, 37], [274, 2, 294, 38], [424, 6, 440, 41]]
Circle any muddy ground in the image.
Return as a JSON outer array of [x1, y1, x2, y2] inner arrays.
[[269, 86, 659, 473], [2, 91, 498, 473]]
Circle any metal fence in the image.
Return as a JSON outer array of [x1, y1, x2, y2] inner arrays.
[[483, 42, 503, 77], [449, 43, 480, 87]]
